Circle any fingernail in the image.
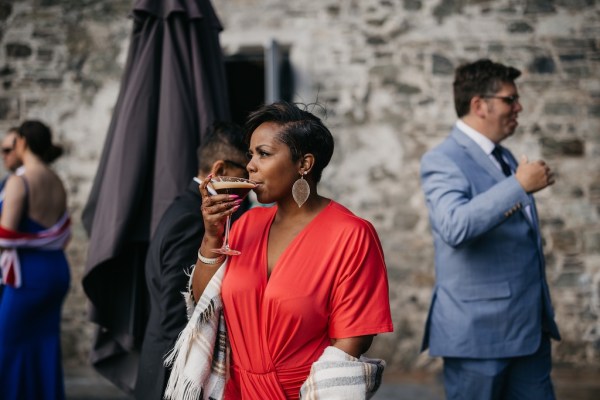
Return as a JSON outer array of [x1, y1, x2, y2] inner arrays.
[[234, 199, 243, 205], [229, 195, 239, 199], [232, 205, 240, 211]]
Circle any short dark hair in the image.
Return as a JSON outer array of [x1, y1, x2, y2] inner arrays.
[[453, 59, 521, 118], [197, 121, 246, 174], [244, 101, 334, 183], [18, 120, 63, 163]]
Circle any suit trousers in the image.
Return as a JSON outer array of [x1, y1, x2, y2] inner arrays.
[[442, 334, 556, 400]]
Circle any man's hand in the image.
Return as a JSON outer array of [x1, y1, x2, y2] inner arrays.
[[515, 155, 555, 194]]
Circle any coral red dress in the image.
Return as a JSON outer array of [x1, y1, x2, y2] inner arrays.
[[221, 201, 393, 399]]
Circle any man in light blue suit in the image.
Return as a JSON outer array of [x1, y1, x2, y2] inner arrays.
[[420, 59, 561, 399]]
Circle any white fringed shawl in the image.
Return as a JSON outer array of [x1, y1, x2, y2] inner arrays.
[[299, 346, 386, 400], [163, 261, 229, 400]]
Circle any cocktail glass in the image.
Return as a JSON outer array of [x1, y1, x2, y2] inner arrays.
[[210, 176, 255, 255]]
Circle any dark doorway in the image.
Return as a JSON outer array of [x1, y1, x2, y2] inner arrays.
[[225, 53, 264, 126], [225, 46, 294, 126]]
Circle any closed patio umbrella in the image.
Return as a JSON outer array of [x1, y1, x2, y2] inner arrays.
[[81, 0, 229, 393]]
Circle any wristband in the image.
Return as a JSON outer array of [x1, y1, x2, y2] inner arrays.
[[197, 250, 225, 265]]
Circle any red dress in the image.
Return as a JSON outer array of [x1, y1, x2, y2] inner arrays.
[[221, 201, 393, 399]]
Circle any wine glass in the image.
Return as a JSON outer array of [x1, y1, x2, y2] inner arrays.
[[210, 176, 256, 255]]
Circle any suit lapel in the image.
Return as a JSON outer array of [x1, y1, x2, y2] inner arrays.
[[452, 128, 540, 232], [451, 127, 506, 182]]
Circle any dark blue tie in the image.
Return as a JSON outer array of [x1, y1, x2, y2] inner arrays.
[[491, 146, 511, 176]]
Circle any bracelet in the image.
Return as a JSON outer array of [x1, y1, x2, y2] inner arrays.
[[197, 250, 225, 265]]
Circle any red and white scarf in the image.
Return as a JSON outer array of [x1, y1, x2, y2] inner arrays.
[[0, 213, 71, 288]]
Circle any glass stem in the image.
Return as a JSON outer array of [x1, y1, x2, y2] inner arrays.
[[223, 215, 232, 250]]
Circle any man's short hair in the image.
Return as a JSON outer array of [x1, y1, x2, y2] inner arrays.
[[453, 59, 521, 118], [197, 121, 246, 174]]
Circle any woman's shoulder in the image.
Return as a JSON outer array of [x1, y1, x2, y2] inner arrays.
[[324, 201, 376, 230], [315, 201, 381, 246], [4, 174, 27, 196]]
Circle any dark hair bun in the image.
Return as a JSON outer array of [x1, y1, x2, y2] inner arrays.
[[43, 144, 64, 164], [18, 120, 64, 164]]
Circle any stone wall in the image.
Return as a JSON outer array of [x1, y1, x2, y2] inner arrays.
[[1, 0, 599, 374], [0, 0, 132, 366]]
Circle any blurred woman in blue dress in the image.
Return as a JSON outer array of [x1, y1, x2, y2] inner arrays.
[[0, 120, 71, 400]]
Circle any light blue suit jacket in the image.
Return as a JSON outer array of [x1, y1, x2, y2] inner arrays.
[[420, 126, 560, 359]]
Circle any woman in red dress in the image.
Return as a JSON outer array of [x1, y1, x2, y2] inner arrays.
[[193, 101, 393, 399]]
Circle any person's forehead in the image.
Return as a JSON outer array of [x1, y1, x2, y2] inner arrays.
[[249, 121, 283, 147], [2, 133, 16, 147]]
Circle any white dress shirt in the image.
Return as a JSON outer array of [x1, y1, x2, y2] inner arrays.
[[456, 119, 533, 223]]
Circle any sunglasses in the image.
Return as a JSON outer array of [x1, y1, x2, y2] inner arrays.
[[1, 147, 13, 155], [482, 94, 520, 106]]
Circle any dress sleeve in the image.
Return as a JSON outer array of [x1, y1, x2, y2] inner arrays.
[[328, 220, 393, 339]]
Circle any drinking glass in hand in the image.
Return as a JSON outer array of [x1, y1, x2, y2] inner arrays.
[[210, 176, 255, 255]]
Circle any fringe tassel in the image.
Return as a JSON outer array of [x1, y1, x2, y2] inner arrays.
[[164, 373, 203, 400], [164, 262, 229, 400], [197, 300, 216, 326], [163, 319, 196, 400]]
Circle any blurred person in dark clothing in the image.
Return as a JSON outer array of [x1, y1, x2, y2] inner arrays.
[[134, 122, 250, 400]]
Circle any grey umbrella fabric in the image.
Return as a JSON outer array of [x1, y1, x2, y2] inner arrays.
[[81, 0, 229, 394]]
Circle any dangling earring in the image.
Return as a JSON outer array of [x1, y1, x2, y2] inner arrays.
[[292, 171, 310, 208]]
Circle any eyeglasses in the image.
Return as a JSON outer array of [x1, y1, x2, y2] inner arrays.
[[482, 94, 520, 106], [224, 159, 247, 171], [1, 147, 13, 155]]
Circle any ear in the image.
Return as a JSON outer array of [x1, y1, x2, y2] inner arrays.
[[14, 136, 27, 153], [298, 153, 315, 175], [471, 95, 488, 118], [210, 160, 226, 177]]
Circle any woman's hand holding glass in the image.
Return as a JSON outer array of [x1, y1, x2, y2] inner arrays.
[[198, 174, 241, 246], [197, 174, 255, 255]]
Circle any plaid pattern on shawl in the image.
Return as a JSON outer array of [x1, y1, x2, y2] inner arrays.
[[300, 346, 386, 400], [164, 261, 230, 400]]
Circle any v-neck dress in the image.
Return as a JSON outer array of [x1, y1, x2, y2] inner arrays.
[[221, 201, 393, 399]]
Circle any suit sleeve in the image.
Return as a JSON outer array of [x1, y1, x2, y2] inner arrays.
[[157, 213, 204, 341], [420, 150, 531, 247]]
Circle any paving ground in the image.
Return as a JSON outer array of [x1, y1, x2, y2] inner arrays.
[[65, 366, 600, 400]]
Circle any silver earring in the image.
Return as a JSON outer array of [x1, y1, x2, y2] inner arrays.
[[292, 172, 310, 208]]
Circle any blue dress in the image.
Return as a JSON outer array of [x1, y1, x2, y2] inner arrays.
[[0, 199, 71, 400]]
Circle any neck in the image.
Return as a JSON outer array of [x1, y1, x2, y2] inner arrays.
[[21, 151, 44, 167], [275, 189, 328, 222], [461, 115, 497, 143]]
